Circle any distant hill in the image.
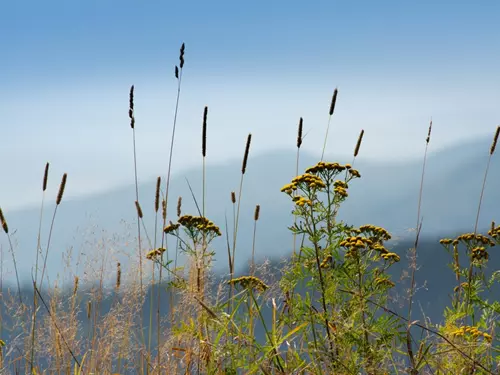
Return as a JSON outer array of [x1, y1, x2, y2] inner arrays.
[[1, 135, 499, 286]]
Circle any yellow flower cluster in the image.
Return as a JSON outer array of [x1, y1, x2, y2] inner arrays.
[[471, 246, 489, 261], [163, 221, 180, 234], [333, 180, 349, 197], [450, 326, 493, 343], [439, 238, 453, 245], [146, 247, 166, 260], [178, 215, 222, 236], [292, 196, 313, 207], [488, 224, 500, 238], [348, 169, 361, 178], [381, 252, 400, 262], [320, 254, 333, 268], [305, 161, 349, 174], [227, 276, 269, 293], [334, 186, 348, 197], [333, 180, 348, 189], [280, 173, 326, 194], [456, 233, 495, 246], [359, 225, 392, 241], [375, 276, 395, 288], [341, 232, 393, 260]]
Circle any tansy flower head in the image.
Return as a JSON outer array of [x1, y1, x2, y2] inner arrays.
[[381, 252, 400, 262], [164, 221, 180, 234], [146, 247, 166, 260], [227, 276, 269, 293], [178, 215, 222, 236]]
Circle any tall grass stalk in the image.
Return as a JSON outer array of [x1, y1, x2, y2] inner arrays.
[[321, 88, 338, 161], [30, 162, 50, 372], [39, 172, 67, 294], [406, 118, 432, 374], [0, 208, 22, 305], [158, 42, 186, 370], [229, 134, 252, 314]]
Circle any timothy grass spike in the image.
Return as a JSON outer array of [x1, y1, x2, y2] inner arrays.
[[177, 196, 182, 217], [43, 162, 49, 191], [242, 133, 252, 175], [0, 208, 8, 234], [56, 173, 67, 205], [135, 201, 143, 219], [155, 176, 161, 213], [297, 117, 303, 149], [490, 125, 500, 155], [354, 129, 364, 157]]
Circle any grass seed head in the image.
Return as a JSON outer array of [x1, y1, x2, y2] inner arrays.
[[129, 85, 135, 128], [177, 196, 182, 217], [231, 191, 236, 204], [155, 176, 161, 213], [162, 199, 167, 221], [202, 106, 208, 157], [72, 276, 79, 297], [56, 173, 67, 205], [254, 205, 260, 221], [116, 262, 121, 289], [87, 300, 92, 319], [0, 207, 8, 234], [354, 129, 364, 157], [179, 42, 185, 68], [135, 201, 143, 219], [297, 117, 303, 148], [242, 133, 252, 175], [490, 125, 500, 155], [43, 162, 49, 191], [426, 119, 433, 144], [329, 88, 338, 116]]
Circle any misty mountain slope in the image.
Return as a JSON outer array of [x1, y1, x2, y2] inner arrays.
[[1, 136, 498, 285]]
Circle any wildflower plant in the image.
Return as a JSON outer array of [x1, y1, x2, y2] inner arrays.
[[279, 161, 404, 373]]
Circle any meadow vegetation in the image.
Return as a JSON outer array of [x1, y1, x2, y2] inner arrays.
[[0, 43, 499, 374]]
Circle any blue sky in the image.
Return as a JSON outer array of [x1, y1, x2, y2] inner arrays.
[[1, 0, 500, 210]]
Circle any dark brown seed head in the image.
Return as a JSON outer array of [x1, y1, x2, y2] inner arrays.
[[490, 125, 500, 155], [179, 43, 185, 68], [155, 177, 161, 213], [43, 162, 49, 192], [0, 207, 8, 234], [56, 173, 67, 205], [129, 85, 134, 116], [87, 300, 92, 320], [73, 276, 79, 297], [202, 106, 208, 157], [116, 262, 121, 289], [297, 117, 303, 149], [231, 191, 236, 204], [242, 133, 252, 175], [254, 205, 260, 221], [175, 65, 179, 79], [135, 201, 143, 219], [162, 199, 167, 221], [129, 85, 135, 128], [329, 88, 338, 116], [177, 196, 182, 217], [426, 119, 433, 144], [354, 129, 364, 157]]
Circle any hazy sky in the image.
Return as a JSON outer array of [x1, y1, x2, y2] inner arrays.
[[1, 0, 499, 210]]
